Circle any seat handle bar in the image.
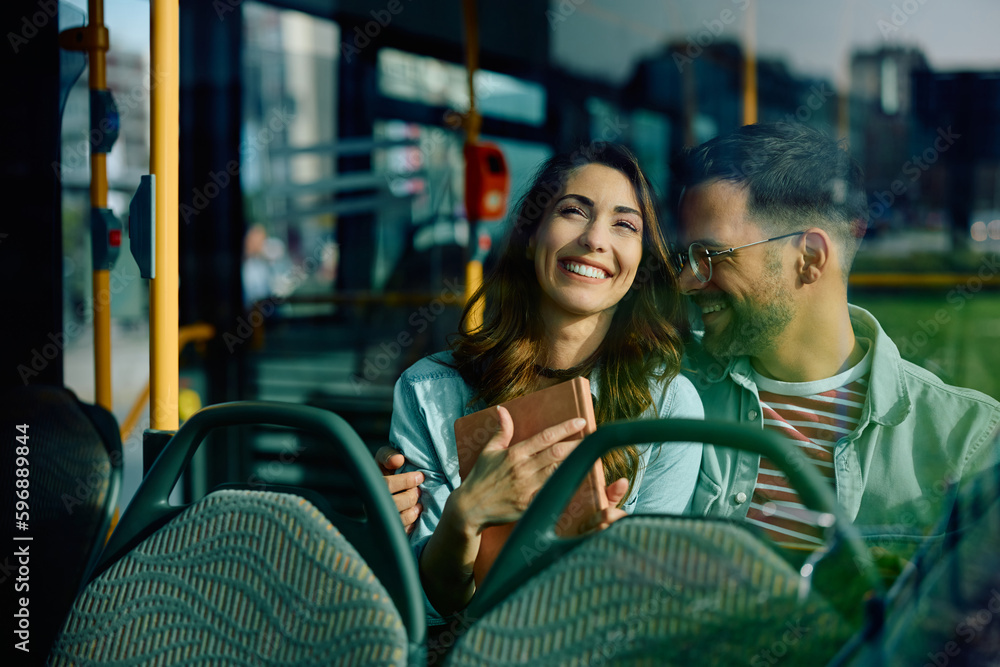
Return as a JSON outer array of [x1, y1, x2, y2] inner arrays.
[[98, 401, 425, 644], [473, 419, 885, 621]]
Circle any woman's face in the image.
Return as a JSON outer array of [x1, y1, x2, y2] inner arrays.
[[528, 163, 645, 327]]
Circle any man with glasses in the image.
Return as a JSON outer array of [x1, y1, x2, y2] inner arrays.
[[675, 122, 999, 548]]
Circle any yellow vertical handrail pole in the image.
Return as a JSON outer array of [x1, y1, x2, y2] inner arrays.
[[61, 2, 119, 411], [462, 0, 479, 145], [89, 0, 112, 411], [149, 0, 179, 431], [461, 0, 484, 330], [742, 0, 757, 125]]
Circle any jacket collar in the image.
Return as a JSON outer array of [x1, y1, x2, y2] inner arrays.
[[685, 304, 911, 427], [847, 304, 911, 427]]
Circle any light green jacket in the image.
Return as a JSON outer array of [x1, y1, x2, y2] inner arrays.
[[682, 305, 1000, 535]]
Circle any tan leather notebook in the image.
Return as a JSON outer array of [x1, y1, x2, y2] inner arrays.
[[453, 377, 607, 586]]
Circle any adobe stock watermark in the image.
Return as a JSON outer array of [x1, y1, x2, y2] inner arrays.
[[181, 106, 296, 225], [250, 627, 287, 666], [222, 241, 336, 354], [247, 436, 306, 490], [878, 0, 931, 38], [868, 126, 961, 220], [775, 83, 837, 126], [340, 0, 415, 63], [213, 0, 244, 20], [672, 0, 752, 72], [17, 261, 141, 384], [897, 253, 999, 360], [545, 0, 587, 30], [222, 239, 337, 353], [349, 279, 464, 393], [382, 124, 454, 195], [61, 452, 120, 515], [424, 607, 477, 662], [748, 617, 812, 666], [53, 68, 170, 179], [383, 74, 505, 195], [587, 583, 681, 665], [7, 0, 57, 54], [923, 589, 1000, 667], [222, 295, 282, 353]]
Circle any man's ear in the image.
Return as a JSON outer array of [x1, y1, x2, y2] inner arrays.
[[797, 229, 831, 284]]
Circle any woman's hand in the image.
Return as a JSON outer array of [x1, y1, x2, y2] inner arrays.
[[419, 406, 588, 616], [452, 406, 588, 535], [575, 477, 630, 535]]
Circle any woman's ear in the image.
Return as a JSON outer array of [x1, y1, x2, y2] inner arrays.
[[526, 233, 537, 261]]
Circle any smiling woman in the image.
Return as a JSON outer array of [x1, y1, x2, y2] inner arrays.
[[530, 163, 645, 332], [387, 143, 705, 625]]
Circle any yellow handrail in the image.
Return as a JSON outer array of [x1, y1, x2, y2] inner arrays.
[[462, 0, 484, 331], [90, 0, 113, 411], [849, 273, 1000, 288], [120, 323, 216, 441], [742, 0, 757, 125], [60, 0, 114, 410], [149, 0, 180, 430]]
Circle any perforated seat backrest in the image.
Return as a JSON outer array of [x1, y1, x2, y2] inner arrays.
[[446, 516, 855, 666], [54, 400, 425, 664], [49, 489, 409, 666], [445, 419, 883, 666]]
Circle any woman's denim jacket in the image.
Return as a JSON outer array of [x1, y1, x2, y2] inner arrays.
[[390, 352, 704, 624]]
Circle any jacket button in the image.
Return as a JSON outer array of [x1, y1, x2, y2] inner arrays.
[[747, 410, 758, 421], [734, 492, 747, 504]]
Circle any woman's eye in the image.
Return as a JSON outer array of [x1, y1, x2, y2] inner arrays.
[[560, 206, 584, 217], [615, 220, 639, 233]]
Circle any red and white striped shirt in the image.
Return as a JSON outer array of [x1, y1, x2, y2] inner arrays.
[[745, 345, 872, 551]]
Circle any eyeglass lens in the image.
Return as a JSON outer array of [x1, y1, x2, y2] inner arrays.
[[688, 242, 712, 282]]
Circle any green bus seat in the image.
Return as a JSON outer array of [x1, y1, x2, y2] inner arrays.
[[48, 401, 425, 665], [446, 419, 884, 666]]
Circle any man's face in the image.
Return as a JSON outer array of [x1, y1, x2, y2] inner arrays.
[[676, 180, 795, 360]]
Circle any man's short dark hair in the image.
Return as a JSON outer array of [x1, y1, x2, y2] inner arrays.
[[676, 123, 868, 276]]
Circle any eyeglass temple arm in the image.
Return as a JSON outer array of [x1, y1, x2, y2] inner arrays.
[[709, 230, 807, 257]]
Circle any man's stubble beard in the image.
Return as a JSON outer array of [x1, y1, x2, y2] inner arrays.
[[702, 251, 794, 360]]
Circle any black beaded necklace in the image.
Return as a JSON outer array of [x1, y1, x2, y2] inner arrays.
[[534, 353, 600, 381]]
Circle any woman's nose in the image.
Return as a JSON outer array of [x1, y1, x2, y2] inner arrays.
[[579, 222, 608, 252]]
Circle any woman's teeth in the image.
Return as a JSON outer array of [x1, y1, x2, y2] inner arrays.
[[564, 262, 608, 279]]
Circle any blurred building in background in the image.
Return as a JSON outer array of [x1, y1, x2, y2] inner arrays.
[[8, 0, 996, 511]]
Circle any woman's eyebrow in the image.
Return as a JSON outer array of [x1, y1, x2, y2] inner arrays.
[[560, 194, 641, 217], [559, 193, 593, 206]]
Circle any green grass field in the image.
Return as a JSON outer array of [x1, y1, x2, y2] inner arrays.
[[850, 289, 1000, 402]]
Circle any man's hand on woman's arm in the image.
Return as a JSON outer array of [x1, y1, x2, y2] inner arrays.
[[376, 446, 423, 535]]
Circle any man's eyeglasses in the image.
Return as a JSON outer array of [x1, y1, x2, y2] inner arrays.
[[671, 231, 807, 283]]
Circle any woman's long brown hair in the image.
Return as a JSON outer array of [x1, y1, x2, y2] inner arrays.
[[449, 143, 686, 500]]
